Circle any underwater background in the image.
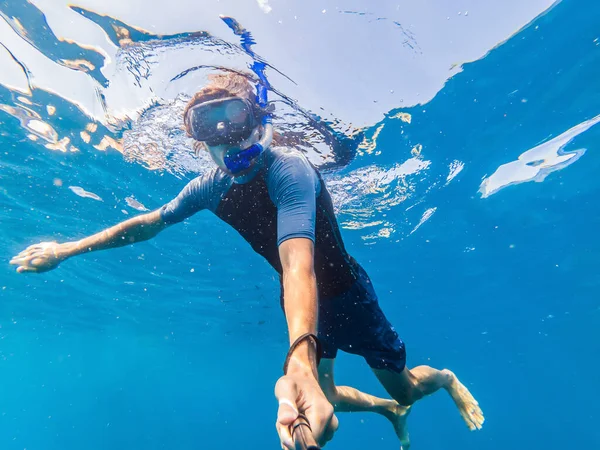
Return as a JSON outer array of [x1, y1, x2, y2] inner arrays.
[[1, 0, 599, 449]]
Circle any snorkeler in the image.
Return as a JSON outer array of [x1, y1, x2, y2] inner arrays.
[[11, 72, 484, 449]]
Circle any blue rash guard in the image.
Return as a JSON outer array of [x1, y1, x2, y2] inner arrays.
[[160, 147, 406, 372]]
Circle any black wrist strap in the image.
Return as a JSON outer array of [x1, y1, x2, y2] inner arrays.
[[283, 333, 323, 375]]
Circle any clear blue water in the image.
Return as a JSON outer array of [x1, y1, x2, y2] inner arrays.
[[1, 1, 599, 449]]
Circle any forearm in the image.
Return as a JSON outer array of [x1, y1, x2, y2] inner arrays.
[[59, 210, 166, 259], [282, 268, 319, 376]]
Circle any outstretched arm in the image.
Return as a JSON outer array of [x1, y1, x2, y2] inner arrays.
[[275, 237, 337, 450], [10, 210, 167, 273], [61, 209, 166, 256], [11, 174, 212, 274], [267, 151, 337, 449]]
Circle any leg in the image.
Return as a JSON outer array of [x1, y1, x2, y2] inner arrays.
[[373, 366, 485, 431], [318, 358, 397, 416], [372, 365, 451, 405], [318, 358, 411, 448]]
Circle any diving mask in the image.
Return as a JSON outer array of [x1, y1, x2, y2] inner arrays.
[[186, 97, 258, 146]]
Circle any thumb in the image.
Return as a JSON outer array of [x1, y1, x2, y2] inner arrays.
[[275, 377, 299, 450], [275, 378, 299, 426]]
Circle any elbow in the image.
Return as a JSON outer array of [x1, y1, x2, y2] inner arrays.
[[140, 209, 164, 227], [279, 237, 316, 284], [130, 210, 167, 242], [282, 263, 316, 285]]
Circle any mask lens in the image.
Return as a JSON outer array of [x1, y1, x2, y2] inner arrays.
[[224, 101, 249, 124], [189, 98, 255, 145]]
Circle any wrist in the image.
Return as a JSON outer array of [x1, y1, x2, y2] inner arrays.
[[286, 340, 318, 377], [57, 242, 76, 259], [284, 334, 321, 379]]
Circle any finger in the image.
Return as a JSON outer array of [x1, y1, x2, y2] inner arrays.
[[11, 257, 37, 268], [317, 412, 337, 447], [306, 402, 334, 445], [22, 246, 41, 257], [322, 414, 338, 443], [276, 421, 294, 450], [12, 258, 31, 269], [16, 265, 38, 273], [11, 247, 38, 262], [10, 252, 33, 263]]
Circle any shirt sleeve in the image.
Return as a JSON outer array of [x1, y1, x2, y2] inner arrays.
[[266, 150, 321, 246], [160, 176, 208, 224]]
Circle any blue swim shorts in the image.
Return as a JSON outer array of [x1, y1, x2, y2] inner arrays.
[[318, 264, 406, 373]]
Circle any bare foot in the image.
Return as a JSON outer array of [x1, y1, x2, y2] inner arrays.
[[388, 402, 411, 449], [443, 369, 485, 430]]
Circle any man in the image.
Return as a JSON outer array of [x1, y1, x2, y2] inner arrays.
[[11, 73, 484, 449]]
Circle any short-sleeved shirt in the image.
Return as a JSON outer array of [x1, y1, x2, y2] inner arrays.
[[160, 147, 359, 299], [160, 147, 407, 372]]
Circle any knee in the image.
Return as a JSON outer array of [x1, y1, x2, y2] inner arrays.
[[440, 369, 455, 388]]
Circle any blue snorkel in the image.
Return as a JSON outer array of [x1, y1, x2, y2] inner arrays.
[[220, 16, 273, 174]]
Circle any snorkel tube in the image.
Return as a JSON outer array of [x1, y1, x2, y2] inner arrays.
[[222, 74, 273, 173], [220, 16, 274, 174]]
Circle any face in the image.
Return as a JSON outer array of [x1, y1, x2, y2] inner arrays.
[[204, 126, 261, 176]]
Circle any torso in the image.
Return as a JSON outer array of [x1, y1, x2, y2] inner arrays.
[[216, 163, 359, 299], [161, 147, 359, 299]]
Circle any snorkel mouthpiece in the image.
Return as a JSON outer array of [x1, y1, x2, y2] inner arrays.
[[224, 119, 273, 174], [224, 144, 263, 173]]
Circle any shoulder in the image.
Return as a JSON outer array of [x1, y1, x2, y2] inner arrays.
[[263, 146, 321, 198], [175, 167, 232, 207], [179, 168, 212, 194], [264, 145, 306, 161], [190, 167, 229, 189], [161, 168, 231, 223], [264, 146, 316, 175]]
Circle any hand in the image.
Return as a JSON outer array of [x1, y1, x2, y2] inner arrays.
[[275, 371, 338, 449], [10, 241, 66, 273]]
